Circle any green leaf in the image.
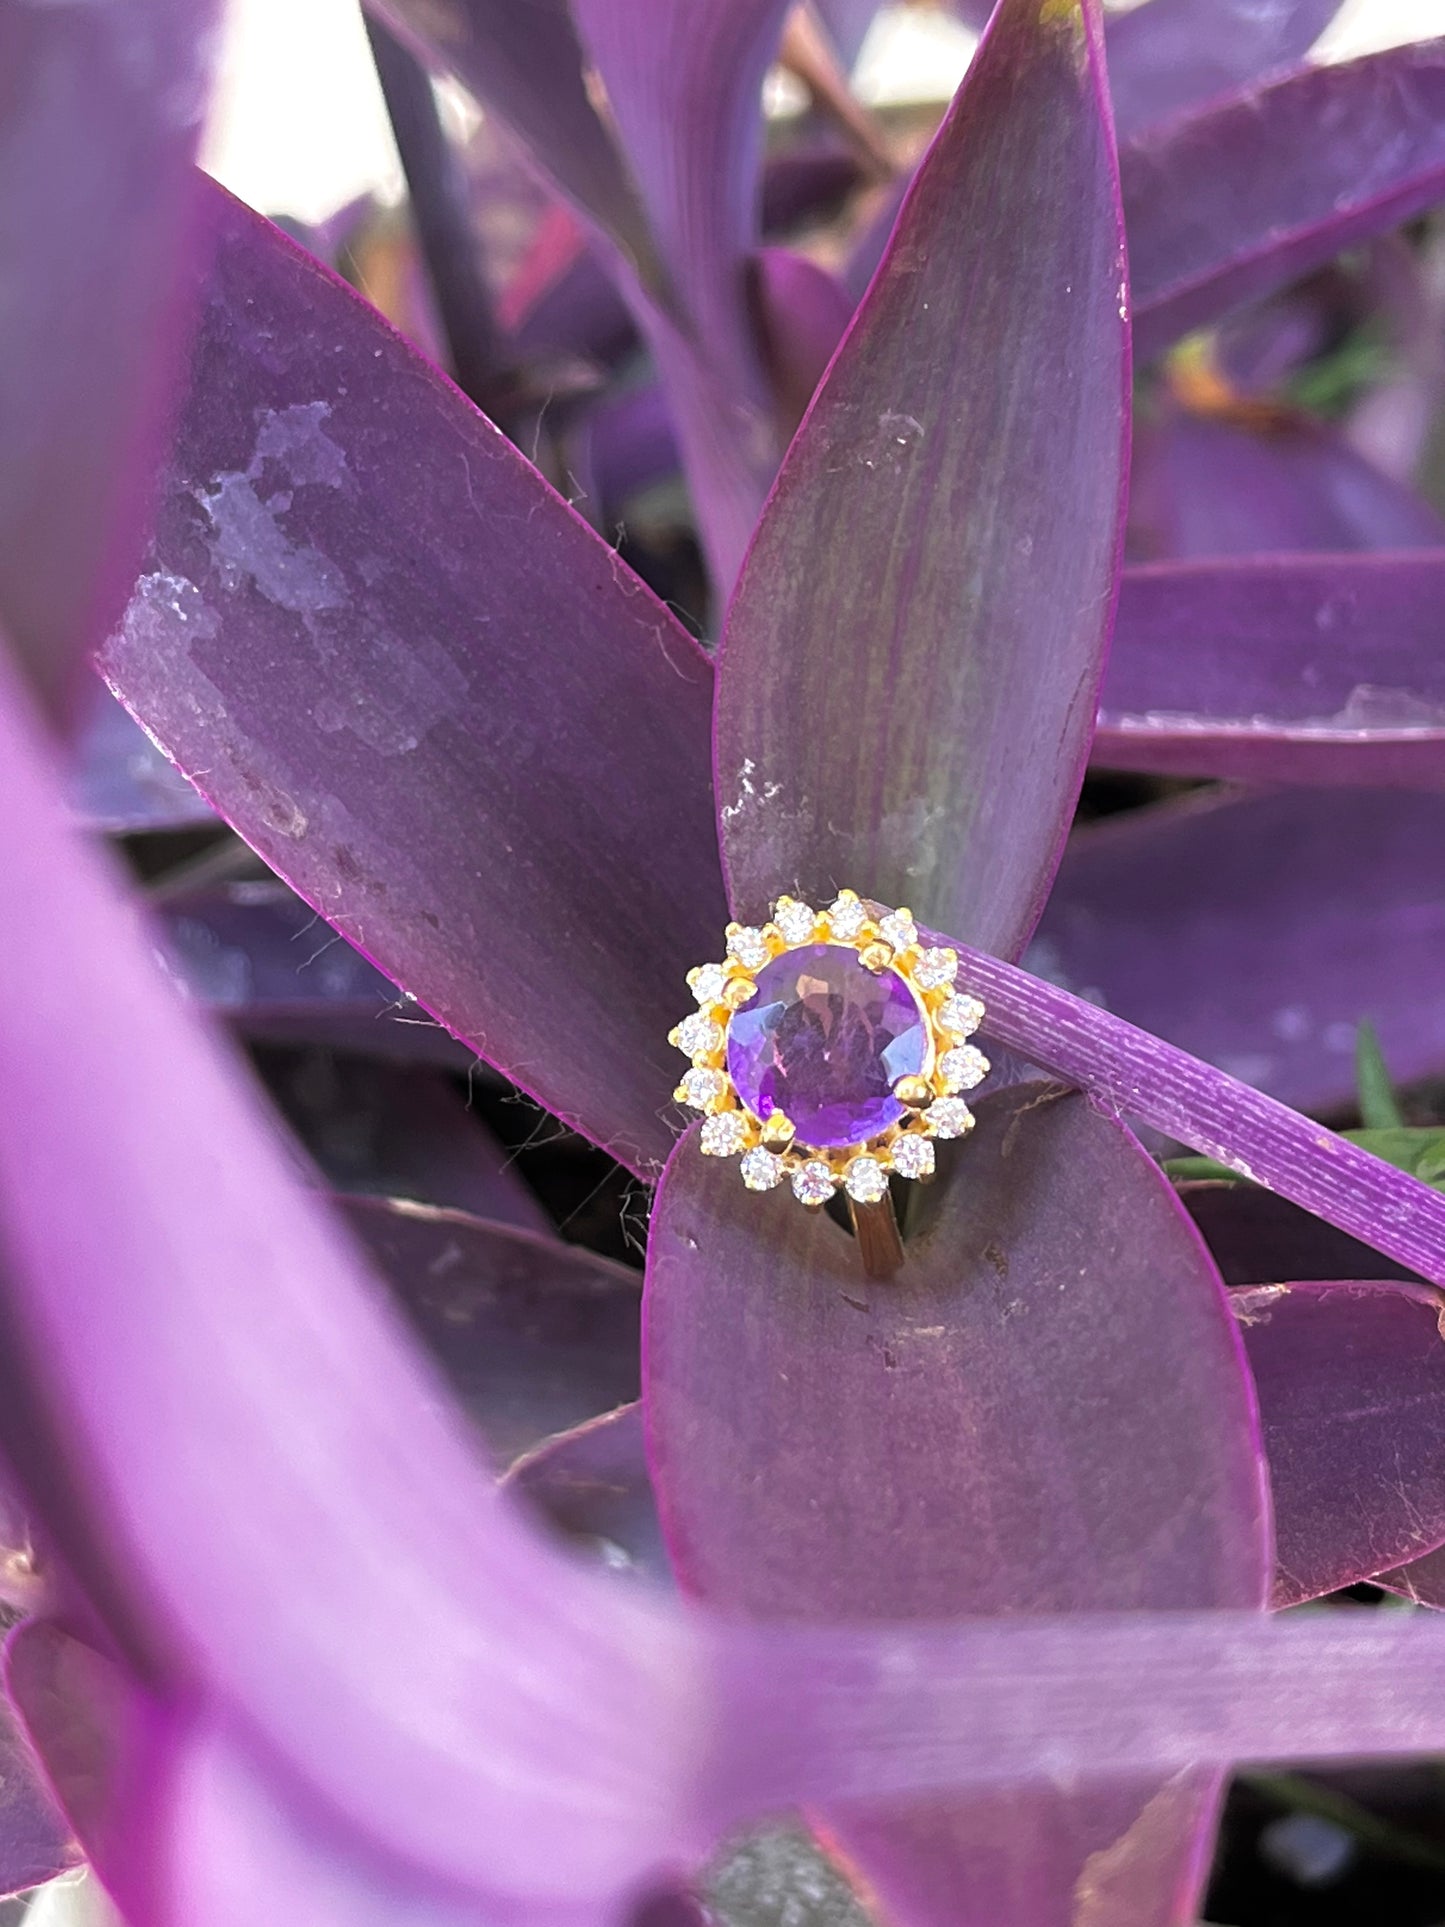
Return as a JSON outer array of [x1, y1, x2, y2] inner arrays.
[[1355, 1018, 1406, 1130]]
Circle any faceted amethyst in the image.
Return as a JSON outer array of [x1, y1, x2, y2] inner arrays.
[[726, 943, 928, 1148]]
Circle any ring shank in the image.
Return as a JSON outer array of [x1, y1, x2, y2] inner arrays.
[[847, 1192, 904, 1279]]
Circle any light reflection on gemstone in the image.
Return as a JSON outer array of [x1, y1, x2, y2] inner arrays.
[[726, 943, 928, 1148]]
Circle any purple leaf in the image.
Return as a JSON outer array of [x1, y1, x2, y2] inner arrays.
[[0, 1678, 78, 1897], [0, 0, 216, 723], [368, 0, 662, 302], [343, 1198, 641, 1466], [1230, 1280, 1445, 1606], [1181, 1182, 1418, 1289], [270, 1059, 549, 1229], [651, 1094, 1271, 1919], [70, 684, 215, 834], [1098, 553, 1445, 785], [0, 645, 707, 1905], [569, 0, 796, 588], [506, 1403, 668, 1579], [1032, 787, 1445, 1116], [1106, 0, 1342, 143], [716, 0, 1129, 955], [99, 183, 727, 1180], [1125, 40, 1445, 361], [155, 881, 468, 1066], [747, 248, 852, 437], [934, 933, 1445, 1285], [646, 1087, 1269, 1926], [1376, 1544, 1445, 1604], [1127, 412, 1445, 560]]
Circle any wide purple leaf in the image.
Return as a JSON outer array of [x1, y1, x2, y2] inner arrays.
[[99, 182, 727, 1179], [1127, 412, 1445, 560], [155, 881, 467, 1066], [1125, 41, 1445, 361], [0, 0, 216, 722], [71, 685, 215, 834], [507, 1403, 667, 1579], [716, 0, 1129, 955], [1032, 787, 1445, 1116], [748, 248, 852, 436], [0, 646, 705, 1905], [342, 1197, 641, 1465], [1097, 554, 1445, 785], [1106, 0, 1341, 143], [646, 1088, 1269, 1927], [1377, 1544, 1445, 1604], [1181, 1183, 1418, 1289], [936, 934, 1445, 1285], [1230, 1281, 1445, 1606]]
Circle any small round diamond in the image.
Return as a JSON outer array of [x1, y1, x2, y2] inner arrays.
[[844, 1155, 888, 1205], [792, 1159, 837, 1206], [915, 947, 959, 990], [889, 1134, 935, 1180], [701, 1111, 750, 1156], [773, 898, 818, 946], [680, 1067, 727, 1110], [939, 1045, 990, 1092], [740, 1146, 784, 1191], [728, 925, 771, 970], [939, 992, 985, 1036], [826, 894, 866, 940], [674, 1013, 723, 1059], [690, 963, 730, 1006], [925, 1097, 975, 1139], [878, 910, 917, 952]]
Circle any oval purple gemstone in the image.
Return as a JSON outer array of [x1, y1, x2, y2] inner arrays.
[[726, 943, 928, 1148]]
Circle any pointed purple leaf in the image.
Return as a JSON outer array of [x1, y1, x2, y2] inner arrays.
[[506, 1403, 668, 1580], [1377, 1544, 1445, 1604], [1033, 787, 1445, 1116], [0, 0, 217, 722], [570, 0, 796, 588], [342, 1198, 640, 1466], [646, 1088, 1269, 1927], [716, 0, 1130, 954], [1106, 0, 1342, 143], [367, 0, 662, 300], [0, 647, 706, 1904], [1127, 412, 1445, 560], [1098, 554, 1445, 785], [99, 183, 727, 1179], [1231, 1280, 1445, 1606], [748, 248, 853, 436], [1126, 41, 1445, 361]]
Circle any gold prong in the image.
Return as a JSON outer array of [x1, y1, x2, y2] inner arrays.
[[859, 940, 892, 973], [761, 1112, 796, 1149], [893, 1074, 932, 1109], [835, 888, 859, 904], [724, 920, 742, 938], [667, 1025, 682, 1048], [722, 977, 757, 1010]]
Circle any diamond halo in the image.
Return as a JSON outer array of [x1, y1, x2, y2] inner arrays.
[[669, 891, 989, 1208]]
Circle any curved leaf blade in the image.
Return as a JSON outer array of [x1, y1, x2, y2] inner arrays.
[[716, 0, 1130, 955], [0, 0, 217, 722], [1126, 41, 1445, 361], [1098, 554, 1445, 786], [100, 183, 727, 1178], [646, 1089, 1269, 1926]]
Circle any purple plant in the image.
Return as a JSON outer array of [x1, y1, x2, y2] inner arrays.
[[11, 0, 1445, 1922]]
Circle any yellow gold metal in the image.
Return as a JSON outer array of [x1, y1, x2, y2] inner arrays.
[[859, 940, 892, 973], [848, 1194, 904, 1279], [722, 977, 758, 1010], [760, 1112, 796, 1149], [893, 1074, 932, 1109]]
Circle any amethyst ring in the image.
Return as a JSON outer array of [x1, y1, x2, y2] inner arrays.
[[670, 892, 988, 1277]]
